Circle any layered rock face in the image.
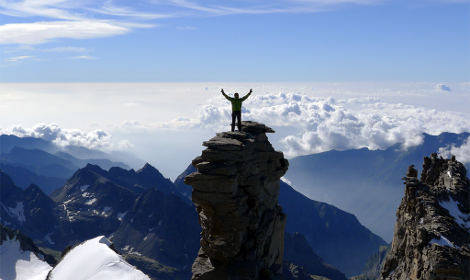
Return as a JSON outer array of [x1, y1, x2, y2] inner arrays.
[[381, 154, 470, 280], [184, 121, 289, 280]]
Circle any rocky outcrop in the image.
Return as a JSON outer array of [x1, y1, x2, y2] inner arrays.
[[381, 153, 470, 280], [184, 121, 289, 280]]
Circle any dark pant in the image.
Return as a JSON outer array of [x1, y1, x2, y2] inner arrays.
[[231, 111, 241, 132]]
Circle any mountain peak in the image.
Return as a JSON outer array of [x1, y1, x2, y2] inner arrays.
[[84, 163, 104, 171], [381, 154, 470, 280], [138, 162, 158, 173], [136, 163, 169, 184], [24, 184, 42, 194]]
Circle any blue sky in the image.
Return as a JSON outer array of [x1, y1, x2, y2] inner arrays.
[[0, 0, 469, 82]]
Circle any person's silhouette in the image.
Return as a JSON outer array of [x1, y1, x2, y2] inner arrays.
[[221, 89, 252, 131]]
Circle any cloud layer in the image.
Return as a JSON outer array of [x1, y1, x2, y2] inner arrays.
[[157, 91, 470, 158], [2, 82, 470, 176], [439, 137, 470, 163]]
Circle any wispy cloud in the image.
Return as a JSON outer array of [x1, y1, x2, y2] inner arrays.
[[176, 25, 197, 30], [0, 0, 157, 45], [71, 55, 97, 60], [0, 0, 386, 46], [0, 0, 465, 46], [0, 20, 129, 44], [5, 55, 34, 62], [43, 46, 87, 52], [165, 0, 383, 15], [88, 1, 175, 19]]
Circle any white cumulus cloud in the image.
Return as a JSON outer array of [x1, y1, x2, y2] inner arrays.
[[439, 137, 470, 164], [1, 123, 126, 151]]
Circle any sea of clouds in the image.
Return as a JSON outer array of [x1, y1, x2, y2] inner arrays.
[[1, 82, 469, 177], [162, 92, 470, 158]]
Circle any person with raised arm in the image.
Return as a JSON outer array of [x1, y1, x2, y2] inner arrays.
[[221, 89, 252, 132]]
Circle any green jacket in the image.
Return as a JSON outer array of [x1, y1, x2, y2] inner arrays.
[[222, 92, 251, 112]]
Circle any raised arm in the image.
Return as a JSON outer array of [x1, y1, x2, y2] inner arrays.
[[221, 89, 233, 101], [241, 89, 253, 101]]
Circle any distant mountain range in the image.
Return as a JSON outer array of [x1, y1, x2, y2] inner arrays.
[[0, 133, 398, 277], [2, 164, 358, 279], [284, 132, 470, 241], [1, 159, 386, 278], [0, 164, 199, 279], [0, 134, 130, 194]]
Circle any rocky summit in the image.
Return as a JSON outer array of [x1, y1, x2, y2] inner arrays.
[[381, 154, 470, 280], [184, 121, 289, 280]]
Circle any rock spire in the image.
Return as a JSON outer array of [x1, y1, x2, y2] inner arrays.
[[184, 121, 289, 280], [381, 153, 470, 280]]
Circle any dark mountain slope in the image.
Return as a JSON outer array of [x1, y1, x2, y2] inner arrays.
[[0, 135, 56, 154], [0, 143, 129, 194], [0, 171, 59, 244], [279, 181, 386, 276], [50, 163, 200, 278], [0, 163, 65, 194], [173, 164, 194, 200], [284, 232, 347, 280], [1, 147, 76, 178], [112, 187, 200, 269]]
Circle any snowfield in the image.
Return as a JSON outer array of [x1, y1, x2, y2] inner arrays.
[[48, 236, 150, 280], [0, 236, 149, 280], [0, 238, 51, 280]]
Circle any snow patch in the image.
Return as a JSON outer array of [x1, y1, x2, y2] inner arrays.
[[7, 202, 26, 224], [79, 185, 90, 192], [439, 197, 470, 231], [117, 211, 127, 221], [81, 192, 91, 198], [44, 232, 55, 245], [0, 238, 52, 280], [430, 235, 456, 248], [49, 236, 150, 280], [85, 198, 97, 205], [101, 207, 112, 217]]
